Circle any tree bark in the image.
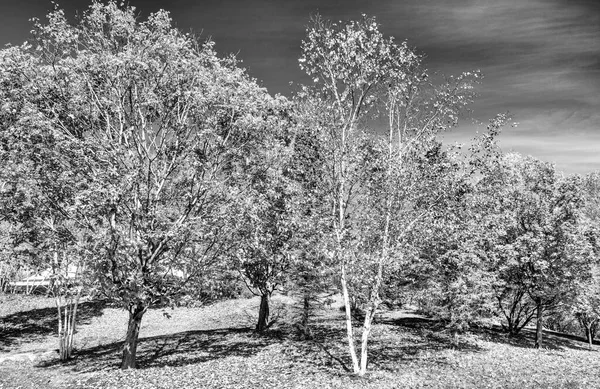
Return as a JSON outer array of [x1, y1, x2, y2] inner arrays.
[[341, 264, 360, 374], [256, 293, 270, 332], [507, 321, 517, 337], [302, 292, 310, 327], [299, 291, 311, 338], [587, 324, 593, 350], [534, 298, 543, 349], [56, 296, 66, 360], [121, 304, 147, 369], [359, 306, 377, 376], [57, 290, 81, 361]]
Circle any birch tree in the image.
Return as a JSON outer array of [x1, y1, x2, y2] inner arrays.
[[298, 14, 479, 375]]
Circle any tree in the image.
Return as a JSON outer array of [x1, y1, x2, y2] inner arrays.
[[479, 154, 594, 348], [0, 174, 86, 360], [447, 122, 535, 335], [51, 244, 86, 361], [400, 145, 497, 329], [234, 182, 295, 332], [231, 110, 300, 332], [282, 112, 336, 338], [0, 1, 290, 368], [399, 117, 525, 331], [298, 14, 479, 375], [0, 62, 88, 358], [572, 266, 600, 349], [571, 172, 600, 349]]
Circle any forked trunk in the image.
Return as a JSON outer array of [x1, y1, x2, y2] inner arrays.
[[534, 299, 543, 349], [121, 304, 147, 369], [256, 293, 270, 332], [341, 264, 360, 374], [358, 306, 378, 376]]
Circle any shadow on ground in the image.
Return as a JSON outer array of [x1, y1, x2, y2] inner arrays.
[[368, 317, 482, 371], [278, 314, 483, 373], [41, 326, 286, 372], [30, 307, 599, 374], [0, 299, 107, 351], [471, 324, 597, 352], [293, 314, 597, 373], [386, 314, 596, 352]]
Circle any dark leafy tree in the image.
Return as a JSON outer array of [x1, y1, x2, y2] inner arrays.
[[478, 154, 594, 348], [0, 1, 291, 368]]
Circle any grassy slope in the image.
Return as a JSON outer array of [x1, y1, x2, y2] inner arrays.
[[1, 294, 599, 389]]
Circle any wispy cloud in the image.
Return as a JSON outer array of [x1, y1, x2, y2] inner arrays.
[[391, 0, 600, 174], [1, 0, 598, 173]]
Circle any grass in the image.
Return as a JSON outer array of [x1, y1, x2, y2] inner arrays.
[[1, 294, 599, 388]]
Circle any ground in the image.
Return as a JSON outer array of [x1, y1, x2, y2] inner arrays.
[[1, 293, 599, 389]]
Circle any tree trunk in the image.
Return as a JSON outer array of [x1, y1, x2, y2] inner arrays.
[[302, 292, 310, 327], [57, 288, 81, 361], [358, 306, 377, 376], [341, 264, 360, 374], [121, 304, 147, 369], [299, 291, 311, 338], [56, 296, 65, 360], [256, 293, 270, 332], [534, 299, 543, 349], [587, 324, 594, 351]]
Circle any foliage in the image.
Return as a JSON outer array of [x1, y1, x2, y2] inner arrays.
[[2, 0, 600, 378], [570, 173, 600, 345], [229, 101, 300, 331], [571, 267, 600, 347], [298, 13, 482, 375], [475, 153, 595, 345], [0, 0, 292, 368], [400, 144, 497, 329]]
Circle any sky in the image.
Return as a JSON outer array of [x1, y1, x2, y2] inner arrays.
[[0, 0, 599, 175]]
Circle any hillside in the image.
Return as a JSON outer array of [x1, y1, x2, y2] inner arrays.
[[1, 294, 599, 388]]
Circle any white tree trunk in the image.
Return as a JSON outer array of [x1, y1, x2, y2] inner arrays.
[[341, 264, 360, 373], [359, 306, 378, 376], [56, 287, 82, 361]]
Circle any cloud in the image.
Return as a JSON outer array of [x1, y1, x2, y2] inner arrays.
[[2, 0, 598, 173], [405, 0, 599, 49], [402, 0, 600, 175], [498, 133, 600, 175], [444, 107, 600, 175]]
